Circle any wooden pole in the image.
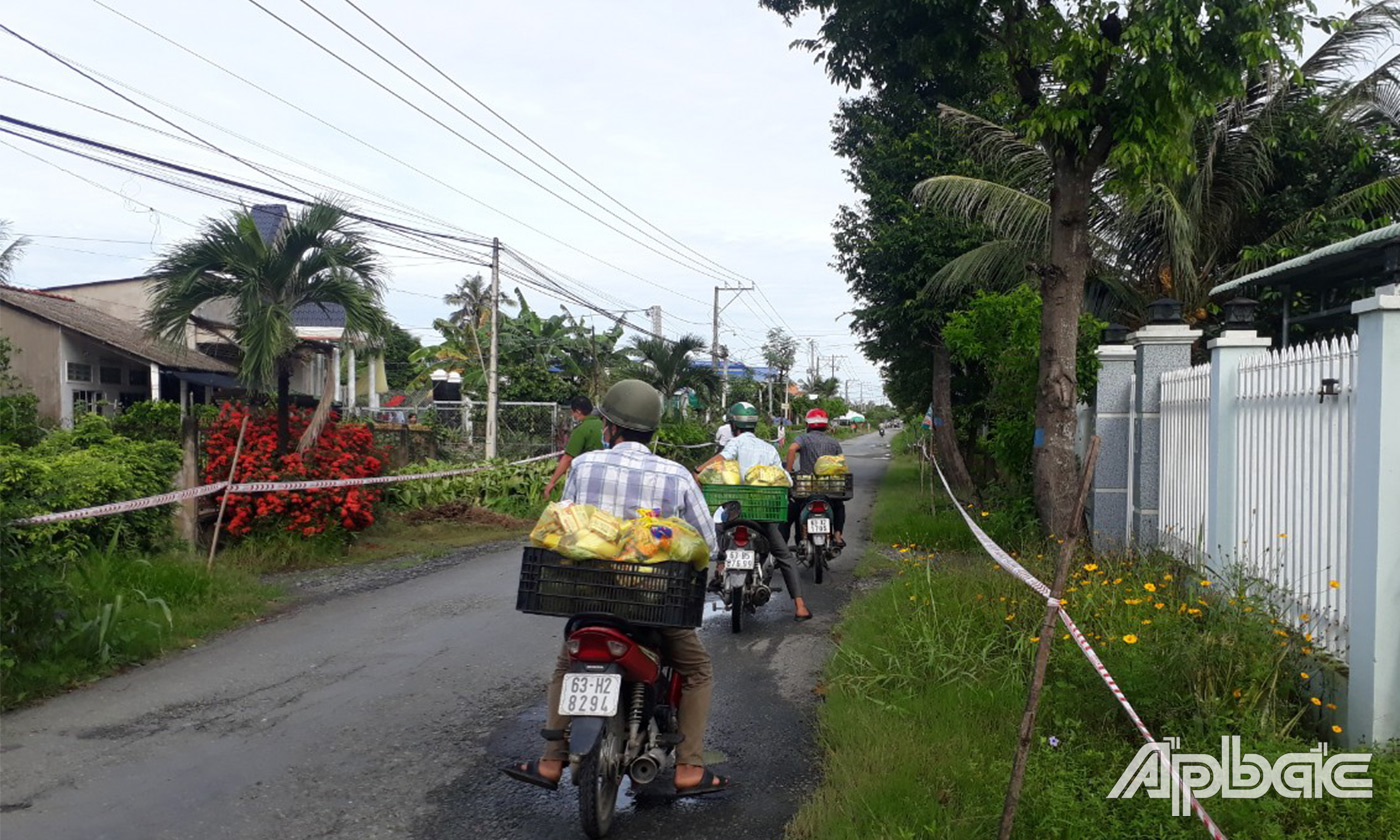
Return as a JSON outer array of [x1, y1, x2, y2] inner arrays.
[[206, 415, 249, 573], [997, 435, 1100, 840]]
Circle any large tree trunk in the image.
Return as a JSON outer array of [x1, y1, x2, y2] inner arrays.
[[930, 335, 975, 499], [276, 361, 292, 455], [1034, 164, 1093, 536]]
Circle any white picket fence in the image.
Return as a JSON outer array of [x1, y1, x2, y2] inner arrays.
[[1158, 363, 1212, 561], [1235, 335, 1357, 656]]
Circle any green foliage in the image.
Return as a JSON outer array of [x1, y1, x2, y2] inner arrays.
[[384, 458, 552, 520], [943, 289, 1102, 485], [0, 414, 183, 685], [0, 336, 44, 449], [626, 333, 719, 408], [380, 322, 422, 391], [111, 400, 183, 443], [790, 447, 1399, 839], [654, 420, 717, 470]]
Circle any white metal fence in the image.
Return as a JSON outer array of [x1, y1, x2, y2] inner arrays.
[[1235, 335, 1357, 656], [1158, 362, 1211, 561]]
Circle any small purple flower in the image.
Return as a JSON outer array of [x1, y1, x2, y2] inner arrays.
[[1048, 736, 1061, 748]]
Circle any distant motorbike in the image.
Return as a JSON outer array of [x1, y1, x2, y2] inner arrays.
[[790, 474, 854, 585], [714, 502, 777, 633]]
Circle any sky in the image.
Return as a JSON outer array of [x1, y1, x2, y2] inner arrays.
[[0, 0, 1365, 409], [0, 0, 889, 403]]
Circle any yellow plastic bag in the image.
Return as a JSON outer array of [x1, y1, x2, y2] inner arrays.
[[660, 517, 710, 569], [721, 459, 742, 485], [557, 529, 623, 561], [744, 464, 791, 487], [815, 454, 849, 476], [697, 458, 743, 485]]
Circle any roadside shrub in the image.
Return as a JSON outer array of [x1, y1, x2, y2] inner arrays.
[[0, 414, 182, 678], [385, 458, 550, 520], [112, 399, 183, 443], [202, 403, 386, 539], [0, 337, 44, 449]]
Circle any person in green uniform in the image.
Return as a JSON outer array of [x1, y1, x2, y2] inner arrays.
[[543, 396, 603, 497]]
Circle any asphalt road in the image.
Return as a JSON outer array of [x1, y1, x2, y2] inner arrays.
[[0, 433, 892, 840]]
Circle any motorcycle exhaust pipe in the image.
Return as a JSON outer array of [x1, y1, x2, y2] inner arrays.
[[751, 582, 772, 606], [628, 746, 670, 785]]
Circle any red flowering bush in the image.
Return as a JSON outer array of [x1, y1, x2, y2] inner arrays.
[[203, 403, 386, 538]]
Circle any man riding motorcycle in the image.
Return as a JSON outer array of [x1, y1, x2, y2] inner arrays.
[[784, 409, 846, 550], [695, 402, 812, 622], [503, 380, 730, 796]]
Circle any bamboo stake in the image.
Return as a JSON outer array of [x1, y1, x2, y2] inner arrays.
[[997, 436, 1100, 840], [206, 415, 249, 573]]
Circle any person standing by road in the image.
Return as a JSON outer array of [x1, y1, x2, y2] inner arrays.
[[542, 396, 603, 498], [714, 420, 734, 449], [696, 402, 812, 621]]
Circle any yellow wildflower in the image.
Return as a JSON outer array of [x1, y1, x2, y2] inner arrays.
[[1305, 633, 1314, 642], [1162, 573, 1173, 581], [1311, 697, 1322, 706], [1142, 619, 1152, 625], [1188, 608, 1202, 616], [1123, 598, 1143, 605], [1332, 725, 1343, 734], [1329, 580, 1340, 589], [1327, 703, 1337, 710], [1144, 582, 1157, 593], [980, 511, 990, 517], [1155, 603, 1165, 609], [1113, 577, 1123, 585], [1278, 533, 1288, 538], [1122, 634, 1139, 644], [1083, 563, 1099, 572], [1302, 647, 1313, 655], [1029, 636, 1040, 642], [1232, 689, 1242, 698], [1300, 613, 1311, 621], [1005, 614, 1016, 621], [1301, 672, 1310, 679], [1199, 579, 1212, 587]]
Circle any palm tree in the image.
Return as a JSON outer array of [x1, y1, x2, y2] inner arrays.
[[802, 375, 840, 400], [914, 1, 1400, 322], [145, 202, 389, 452], [0, 221, 30, 284], [443, 274, 492, 328], [627, 333, 719, 409]]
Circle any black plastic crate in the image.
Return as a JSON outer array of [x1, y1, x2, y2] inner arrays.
[[516, 547, 705, 628], [791, 473, 854, 501]]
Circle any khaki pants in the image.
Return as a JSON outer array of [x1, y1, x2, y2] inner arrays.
[[543, 627, 713, 767]]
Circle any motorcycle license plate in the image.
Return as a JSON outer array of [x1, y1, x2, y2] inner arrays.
[[558, 673, 621, 717], [726, 549, 756, 570], [808, 518, 831, 534]]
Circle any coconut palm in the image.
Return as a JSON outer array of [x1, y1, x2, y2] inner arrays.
[[0, 221, 29, 284], [915, 0, 1400, 322], [145, 202, 389, 452], [626, 334, 719, 408]]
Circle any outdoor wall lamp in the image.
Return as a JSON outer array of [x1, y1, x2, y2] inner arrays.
[[1146, 298, 1185, 325], [1101, 323, 1130, 345], [1318, 378, 1341, 403], [1222, 297, 1258, 331]]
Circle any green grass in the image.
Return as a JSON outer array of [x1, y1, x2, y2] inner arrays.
[[790, 442, 1399, 840], [2, 508, 530, 709]]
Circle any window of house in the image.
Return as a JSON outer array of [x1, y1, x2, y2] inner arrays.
[[73, 389, 107, 416], [99, 365, 122, 385], [66, 362, 92, 382], [128, 368, 146, 386]]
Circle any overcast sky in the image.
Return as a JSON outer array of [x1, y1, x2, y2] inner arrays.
[[0, 0, 1363, 406]]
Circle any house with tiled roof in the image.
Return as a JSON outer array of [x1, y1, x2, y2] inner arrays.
[[0, 284, 236, 425]]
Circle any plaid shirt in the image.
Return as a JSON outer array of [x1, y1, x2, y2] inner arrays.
[[562, 442, 718, 550]]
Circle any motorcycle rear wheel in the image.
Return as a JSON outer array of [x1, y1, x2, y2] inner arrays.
[[730, 584, 744, 634], [814, 548, 826, 585], [578, 712, 625, 838]]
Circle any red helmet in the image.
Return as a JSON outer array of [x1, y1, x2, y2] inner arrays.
[[805, 409, 829, 430]]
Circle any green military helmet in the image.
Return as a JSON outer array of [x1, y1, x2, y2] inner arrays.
[[727, 401, 759, 431], [598, 379, 664, 432]]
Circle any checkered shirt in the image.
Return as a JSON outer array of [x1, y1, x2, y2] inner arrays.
[[562, 442, 718, 550]]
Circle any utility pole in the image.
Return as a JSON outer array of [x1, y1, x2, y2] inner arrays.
[[650, 305, 663, 338], [485, 237, 501, 459], [712, 284, 752, 407], [807, 339, 817, 383], [720, 345, 730, 408]]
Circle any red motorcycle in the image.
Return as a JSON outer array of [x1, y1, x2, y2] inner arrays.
[[517, 549, 705, 838]]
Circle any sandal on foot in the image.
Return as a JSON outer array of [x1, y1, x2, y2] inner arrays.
[[501, 760, 560, 791], [794, 612, 814, 622], [674, 768, 731, 797]]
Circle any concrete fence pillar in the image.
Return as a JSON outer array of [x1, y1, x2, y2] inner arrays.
[[1346, 283, 1400, 746], [1203, 329, 1272, 573], [1131, 322, 1201, 549], [1092, 343, 1136, 552]]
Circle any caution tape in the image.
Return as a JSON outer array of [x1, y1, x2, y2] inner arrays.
[[923, 444, 1229, 840], [9, 451, 563, 527], [10, 483, 230, 525]]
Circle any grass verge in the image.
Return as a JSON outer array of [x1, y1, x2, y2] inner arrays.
[[789, 442, 1399, 839], [2, 505, 528, 709]]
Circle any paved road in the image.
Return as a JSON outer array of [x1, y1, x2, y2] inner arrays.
[[1, 434, 891, 840]]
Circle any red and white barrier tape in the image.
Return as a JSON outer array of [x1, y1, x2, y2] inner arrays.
[[10, 483, 230, 525], [925, 445, 1228, 840], [9, 451, 562, 527]]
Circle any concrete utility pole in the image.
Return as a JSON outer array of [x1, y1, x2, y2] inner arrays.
[[711, 282, 753, 391], [485, 237, 501, 459], [720, 345, 730, 408], [650, 305, 663, 338], [808, 339, 817, 383]]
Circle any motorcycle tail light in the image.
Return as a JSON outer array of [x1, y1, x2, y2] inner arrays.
[[567, 639, 581, 655], [811, 502, 828, 515], [606, 640, 629, 658], [733, 527, 749, 548]]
